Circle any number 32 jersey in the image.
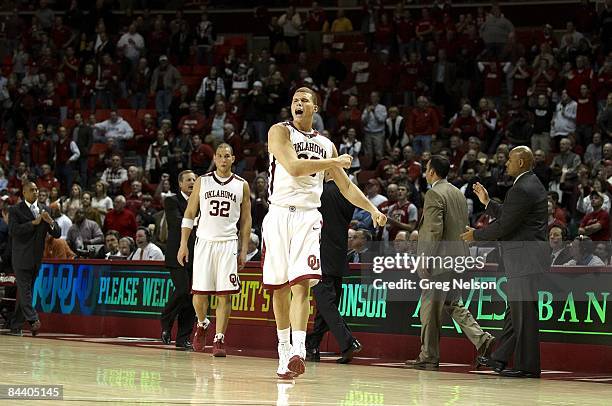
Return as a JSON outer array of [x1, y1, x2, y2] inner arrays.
[[268, 121, 335, 209], [196, 172, 245, 241]]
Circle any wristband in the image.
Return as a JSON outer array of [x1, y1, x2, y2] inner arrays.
[[181, 218, 194, 229]]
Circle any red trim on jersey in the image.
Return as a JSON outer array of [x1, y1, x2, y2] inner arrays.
[[288, 121, 318, 138], [191, 287, 241, 295], [211, 172, 236, 185], [268, 157, 276, 198], [262, 281, 290, 290], [289, 274, 321, 286]]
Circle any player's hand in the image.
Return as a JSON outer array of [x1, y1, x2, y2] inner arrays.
[[335, 154, 353, 169], [177, 244, 189, 266], [472, 182, 490, 206], [371, 210, 387, 227], [32, 215, 43, 225], [238, 251, 247, 271]]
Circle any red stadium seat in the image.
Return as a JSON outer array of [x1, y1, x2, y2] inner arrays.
[[183, 76, 202, 89], [245, 156, 256, 170], [192, 65, 209, 78], [241, 170, 255, 184], [95, 109, 111, 122], [136, 109, 157, 121], [357, 170, 376, 186], [177, 65, 193, 76]]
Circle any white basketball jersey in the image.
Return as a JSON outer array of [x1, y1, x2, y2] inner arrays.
[[196, 172, 244, 241], [268, 121, 334, 209]]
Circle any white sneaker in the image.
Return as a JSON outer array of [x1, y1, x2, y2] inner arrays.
[[277, 343, 294, 379], [287, 343, 306, 377]]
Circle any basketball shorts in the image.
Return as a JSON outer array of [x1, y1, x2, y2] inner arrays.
[[262, 205, 322, 289], [192, 238, 241, 295]]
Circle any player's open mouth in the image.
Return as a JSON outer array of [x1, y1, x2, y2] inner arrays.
[[295, 108, 304, 115]]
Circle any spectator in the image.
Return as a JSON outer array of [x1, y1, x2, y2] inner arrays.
[[131, 227, 164, 261], [116, 23, 145, 65], [584, 132, 603, 165], [72, 113, 94, 188], [385, 106, 406, 152], [8, 130, 31, 170], [136, 194, 157, 228], [191, 134, 214, 175], [578, 191, 610, 241], [101, 154, 128, 196], [129, 57, 151, 109], [66, 208, 104, 252], [63, 183, 83, 220], [431, 49, 456, 114], [450, 104, 478, 140], [361, 91, 388, 164], [246, 233, 261, 262], [533, 149, 552, 188], [94, 111, 134, 144], [550, 137, 582, 174], [594, 242, 611, 266], [529, 94, 554, 155], [96, 229, 121, 259], [347, 229, 371, 263], [563, 235, 606, 266], [50, 202, 72, 240], [196, 66, 225, 112], [119, 236, 136, 259], [223, 123, 245, 175], [339, 128, 362, 174], [278, 6, 302, 53], [576, 84, 597, 146], [597, 93, 612, 138], [55, 126, 80, 193], [479, 5, 514, 57], [407, 96, 440, 156], [549, 225, 572, 266], [36, 164, 60, 192], [551, 90, 578, 148], [179, 102, 206, 134], [329, 9, 353, 33], [126, 181, 144, 214], [314, 47, 347, 86], [104, 195, 138, 238], [150, 55, 182, 122], [92, 180, 114, 223], [577, 179, 611, 214], [384, 184, 418, 241], [81, 191, 102, 226], [30, 123, 54, 175]]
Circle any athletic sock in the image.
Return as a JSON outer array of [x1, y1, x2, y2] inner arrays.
[[277, 328, 290, 344], [292, 330, 306, 352], [198, 318, 210, 329], [214, 333, 224, 342]]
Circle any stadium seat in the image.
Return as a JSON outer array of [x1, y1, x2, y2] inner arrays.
[[357, 170, 376, 186], [136, 109, 157, 121], [177, 65, 193, 76], [95, 109, 111, 122], [241, 170, 255, 184], [192, 65, 209, 78]]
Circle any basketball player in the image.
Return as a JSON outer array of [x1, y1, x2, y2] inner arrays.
[[264, 87, 387, 379], [178, 143, 252, 357]]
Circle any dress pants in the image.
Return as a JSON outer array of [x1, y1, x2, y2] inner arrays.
[[491, 274, 541, 374], [160, 266, 196, 344], [10, 267, 38, 330], [306, 274, 354, 353], [419, 279, 490, 363]]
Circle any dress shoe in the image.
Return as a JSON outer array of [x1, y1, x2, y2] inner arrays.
[[475, 336, 496, 367], [4, 329, 22, 336], [305, 347, 320, 362], [161, 330, 171, 345], [30, 320, 41, 337], [404, 359, 439, 370], [477, 356, 506, 373], [336, 339, 362, 364], [498, 369, 540, 378], [175, 340, 194, 351]]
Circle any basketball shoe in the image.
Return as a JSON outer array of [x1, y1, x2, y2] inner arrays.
[[212, 335, 226, 357], [277, 342, 295, 379], [287, 343, 306, 377], [193, 319, 210, 352]]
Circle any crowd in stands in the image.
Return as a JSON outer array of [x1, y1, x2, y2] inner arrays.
[[0, 0, 610, 269]]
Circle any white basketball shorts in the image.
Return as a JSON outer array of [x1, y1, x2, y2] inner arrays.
[[262, 205, 322, 289], [192, 239, 240, 295]]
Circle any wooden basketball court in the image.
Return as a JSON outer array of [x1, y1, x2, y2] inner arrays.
[[0, 335, 609, 405]]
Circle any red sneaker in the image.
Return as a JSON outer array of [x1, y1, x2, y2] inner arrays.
[[193, 324, 208, 352], [287, 355, 305, 377], [212, 339, 226, 357]]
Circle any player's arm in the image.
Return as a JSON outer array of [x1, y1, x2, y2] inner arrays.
[[177, 176, 202, 266], [268, 124, 351, 177], [326, 145, 387, 227], [238, 181, 252, 270]]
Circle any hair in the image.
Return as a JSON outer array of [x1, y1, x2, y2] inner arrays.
[[549, 224, 568, 241], [95, 180, 108, 197], [105, 230, 120, 240], [428, 155, 451, 178], [178, 170, 194, 183], [356, 228, 372, 241], [136, 226, 151, 242], [294, 86, 319, 107], [119, 236, 136, 253], [216, 142, 234, 155]]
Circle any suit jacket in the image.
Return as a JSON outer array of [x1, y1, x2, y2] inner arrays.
[[164, 193, 195, 269], [417, 179, 470, 278], [474, 171, 550, 277], [9, 201, 61, 270]]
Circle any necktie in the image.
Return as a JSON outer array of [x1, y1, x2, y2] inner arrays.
[[31, 204, 39, 218], [139, 249, 144, 260]]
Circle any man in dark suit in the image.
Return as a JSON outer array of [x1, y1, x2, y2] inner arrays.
[[7, 181, 61, 336], [306, 179, 361, 364], [160, 170, 197, 350], [461, 146, 549, 378]]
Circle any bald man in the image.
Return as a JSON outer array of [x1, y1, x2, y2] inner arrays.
[[461, 146, 549, 378]]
